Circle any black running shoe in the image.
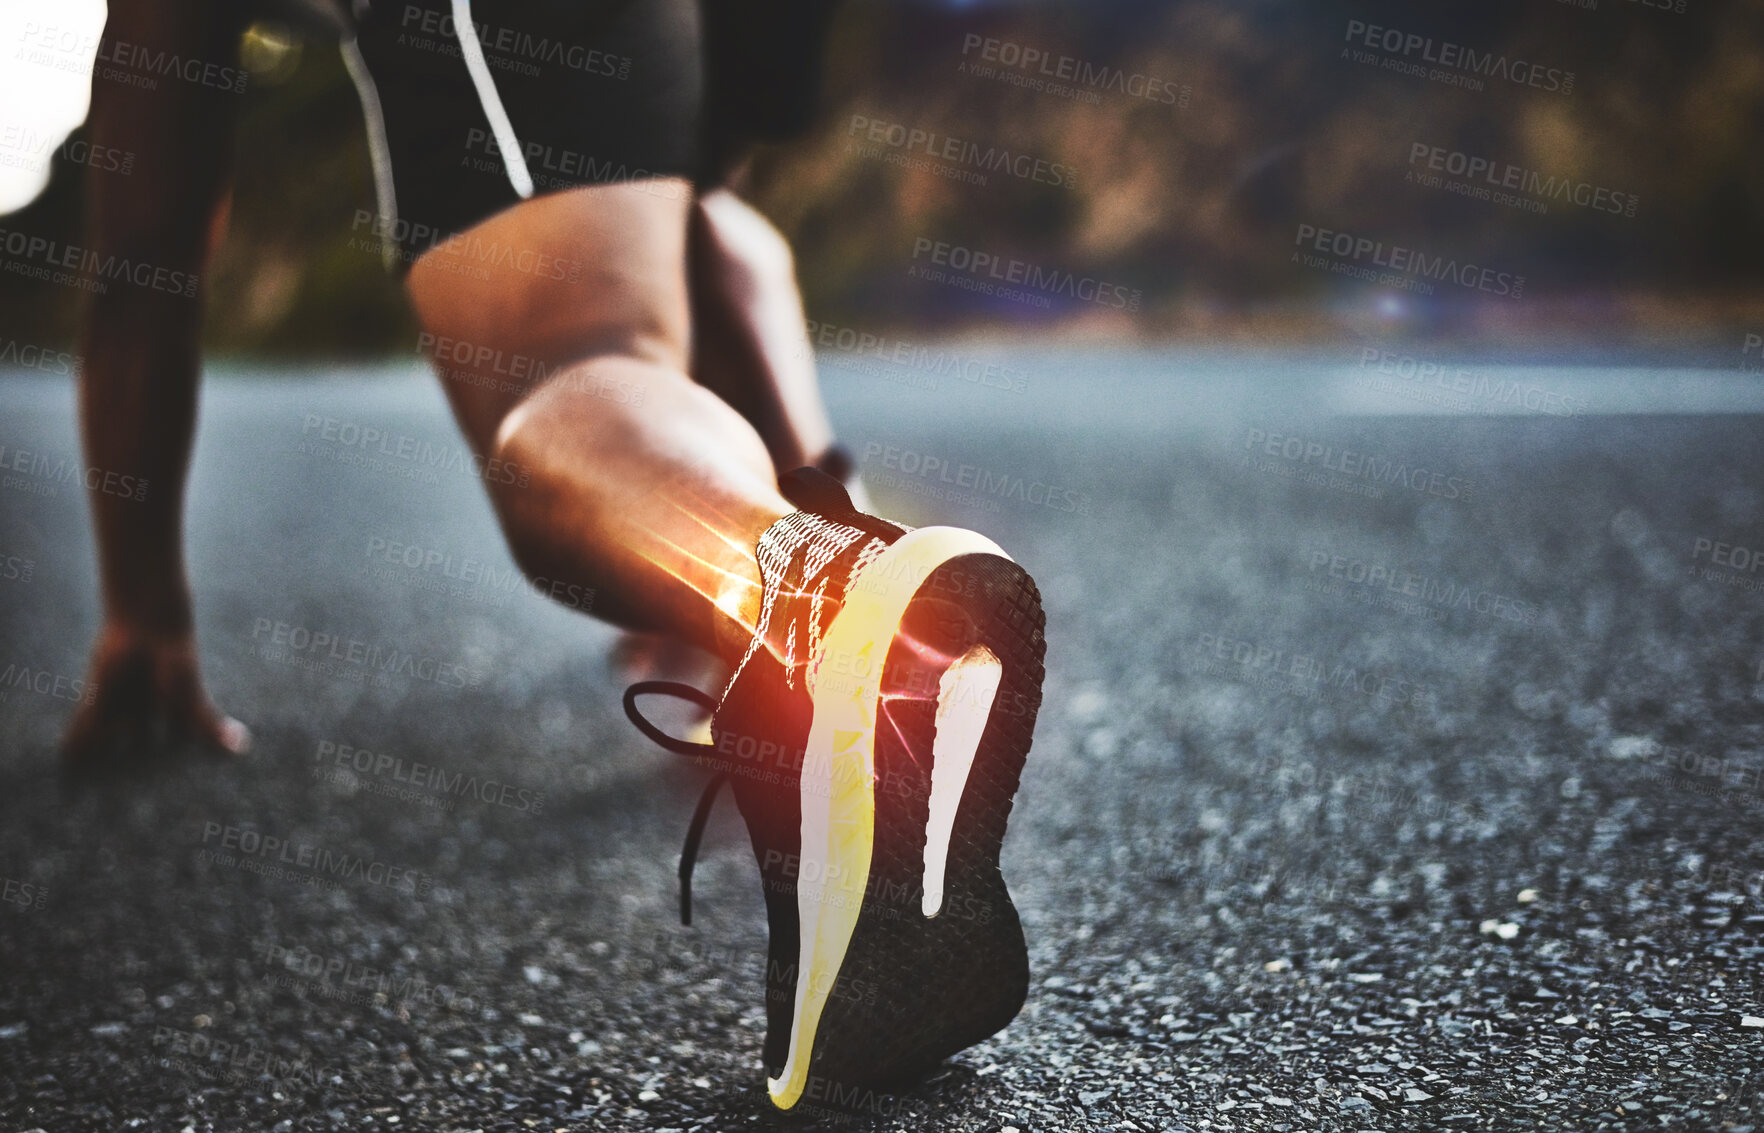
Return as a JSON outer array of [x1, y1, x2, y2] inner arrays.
[[624, 468, 1047, 1110]]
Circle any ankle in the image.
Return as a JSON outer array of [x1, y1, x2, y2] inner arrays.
[[710, 506, 791, 666]]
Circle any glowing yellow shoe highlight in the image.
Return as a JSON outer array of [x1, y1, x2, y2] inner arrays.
[[767, 527, 1009, 1111]]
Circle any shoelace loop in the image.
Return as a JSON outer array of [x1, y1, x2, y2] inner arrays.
[[622, 680, 717, 756], [621, 467, 895, 928], [622, 680, 725, 926]]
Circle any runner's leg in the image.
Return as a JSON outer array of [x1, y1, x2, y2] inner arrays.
[[406, 181, 787, 663], [687, 187, 840, 479]]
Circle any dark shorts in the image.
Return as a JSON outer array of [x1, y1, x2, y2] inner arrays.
[[344, 0, 837, 269]]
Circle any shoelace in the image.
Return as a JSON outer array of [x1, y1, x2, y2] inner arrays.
[[622, 680, 726, 926], [622, 468, 906, 927], [624, 541, 821, 926]]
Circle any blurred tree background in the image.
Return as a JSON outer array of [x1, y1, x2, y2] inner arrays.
[[4, 0, 1764, 358]]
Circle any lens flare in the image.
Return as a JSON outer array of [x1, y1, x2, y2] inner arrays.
[[631, 487, 777, 652]]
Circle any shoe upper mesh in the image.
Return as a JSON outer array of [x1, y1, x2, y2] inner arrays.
[[726, 511, 874, 700]]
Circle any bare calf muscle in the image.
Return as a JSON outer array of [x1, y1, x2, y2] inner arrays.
[[406, 181, 789, 660], [689, 188, 838, 475]]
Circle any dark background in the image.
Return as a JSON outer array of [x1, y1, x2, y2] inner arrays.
[[4, 0, 1764, 358]]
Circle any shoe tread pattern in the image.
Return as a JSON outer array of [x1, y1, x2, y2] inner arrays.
[[806, 552, 1046, 1092]]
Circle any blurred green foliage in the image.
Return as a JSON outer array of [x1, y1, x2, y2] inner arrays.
[[5, 0, 1764, 356]]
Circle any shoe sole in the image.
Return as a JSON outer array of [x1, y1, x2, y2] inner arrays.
[[768, 527, 1045, 1110]]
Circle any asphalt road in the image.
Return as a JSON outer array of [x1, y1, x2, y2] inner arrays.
[[2, 349, 1763, 1132]]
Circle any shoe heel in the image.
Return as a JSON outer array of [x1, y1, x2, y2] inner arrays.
[[803, 552, 1046, 1091]]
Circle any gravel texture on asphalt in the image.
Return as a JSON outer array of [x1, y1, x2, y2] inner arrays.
[[1, 356, 1761, 1132]]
